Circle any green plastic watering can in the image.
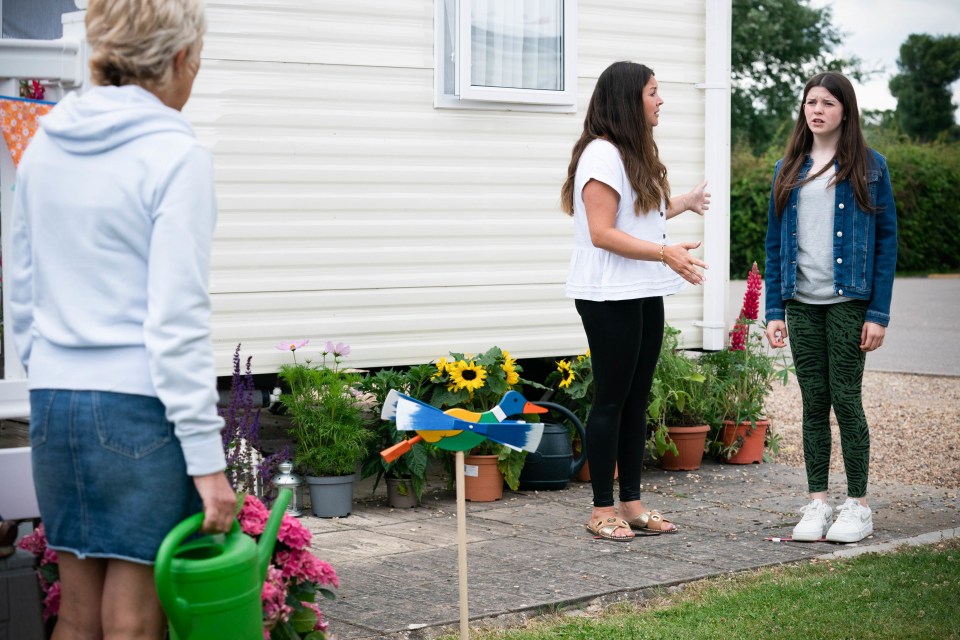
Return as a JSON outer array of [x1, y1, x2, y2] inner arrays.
[[155, 489, 291, 640]]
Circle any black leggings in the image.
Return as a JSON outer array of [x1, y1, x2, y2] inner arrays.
[[575, 297, 664, 507]]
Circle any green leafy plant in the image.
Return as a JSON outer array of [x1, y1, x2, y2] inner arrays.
[[548, 334, 707, 463], [277, 340, 373, 477], [645, 325, 710, 461], [357, 364, 436, 500]]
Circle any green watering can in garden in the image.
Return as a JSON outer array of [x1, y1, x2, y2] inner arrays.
[[155, 489, 291, 640]]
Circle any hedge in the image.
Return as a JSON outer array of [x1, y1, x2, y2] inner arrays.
[[729, 141, 960, 275]]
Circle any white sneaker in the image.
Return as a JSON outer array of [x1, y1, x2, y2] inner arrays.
[[826, 498, 873, 543], [792, 499, 833, 541]]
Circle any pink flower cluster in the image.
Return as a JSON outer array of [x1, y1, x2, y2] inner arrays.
[[16, 525, 60, 621], [19, 79, 45, 101], [262, 566, 293, 638], [238, 495, 338, 638], [730, 262, 763, 351]]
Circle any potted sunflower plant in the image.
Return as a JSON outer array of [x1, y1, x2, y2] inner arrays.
[[422, 347, 536, 501], [546, 351, 594, 481], [700, 263, 792, 463]]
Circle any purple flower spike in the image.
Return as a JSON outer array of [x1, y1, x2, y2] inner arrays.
[[277, 339, 309, 352]]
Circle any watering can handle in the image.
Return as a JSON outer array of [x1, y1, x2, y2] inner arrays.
[[154, 513, 241, 640], [531, 401, 588, 477]]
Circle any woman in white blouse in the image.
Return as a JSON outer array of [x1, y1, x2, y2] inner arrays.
[[561, 61, 709, 542]]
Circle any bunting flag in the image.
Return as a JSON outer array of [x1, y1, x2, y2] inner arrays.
[[0, 97, 55, 168]]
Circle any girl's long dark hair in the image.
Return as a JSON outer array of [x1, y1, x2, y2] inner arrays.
[[561, 61, 669, 215], [773, 72, 875, 217]]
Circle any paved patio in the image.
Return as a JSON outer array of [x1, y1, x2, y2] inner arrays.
[[300, 460, 959, 639]]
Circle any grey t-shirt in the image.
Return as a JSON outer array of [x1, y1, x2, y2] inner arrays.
[[795, 170, 850, 304]]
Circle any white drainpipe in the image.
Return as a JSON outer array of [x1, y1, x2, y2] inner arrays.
[[694, 0, 732, 351]]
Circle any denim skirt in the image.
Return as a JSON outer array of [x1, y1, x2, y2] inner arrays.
[[30, 389, 203, 565]]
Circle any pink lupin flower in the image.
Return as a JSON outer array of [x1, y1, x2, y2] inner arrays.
[[730, 318, 748, 351], [741, 262, 762, 321]]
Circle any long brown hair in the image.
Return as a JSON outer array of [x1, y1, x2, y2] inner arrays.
[[773, 72, 875, 217], [561, 61, 669, 216]]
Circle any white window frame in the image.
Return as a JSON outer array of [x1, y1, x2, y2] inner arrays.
[[434, 0, 577, 112]]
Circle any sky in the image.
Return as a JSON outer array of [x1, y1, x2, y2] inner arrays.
[[813, 0, 960, 119]]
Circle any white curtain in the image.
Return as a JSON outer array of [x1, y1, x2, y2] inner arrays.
[[470, 0, 563, 91]]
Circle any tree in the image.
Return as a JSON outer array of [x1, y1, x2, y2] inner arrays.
[[732, 0, 858, 153], [888, 34, 960, 142]]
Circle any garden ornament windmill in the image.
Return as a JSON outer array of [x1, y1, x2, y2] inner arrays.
[[380, 389, 545, 639]]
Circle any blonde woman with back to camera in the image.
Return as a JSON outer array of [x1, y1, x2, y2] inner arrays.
[[9, 0, 236, 637]]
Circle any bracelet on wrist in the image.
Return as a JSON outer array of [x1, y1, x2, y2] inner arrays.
[[659, 244, 666, 266]]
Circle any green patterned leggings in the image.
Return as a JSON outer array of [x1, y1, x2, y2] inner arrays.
[[786, 299, 869, 497]]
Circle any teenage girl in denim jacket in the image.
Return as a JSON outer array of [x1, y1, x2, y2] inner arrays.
[[764, 72, 897, 543]]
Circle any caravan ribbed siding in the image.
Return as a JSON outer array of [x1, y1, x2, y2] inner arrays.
[[194, 0, 708, 374]]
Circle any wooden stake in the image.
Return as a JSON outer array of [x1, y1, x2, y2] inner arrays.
[[455, 450, 469, 640]]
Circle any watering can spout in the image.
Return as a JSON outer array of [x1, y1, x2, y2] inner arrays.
[[258, 489, 292, 582]]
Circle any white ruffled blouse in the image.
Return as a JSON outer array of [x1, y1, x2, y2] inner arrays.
[[565, 139, 684, 301]]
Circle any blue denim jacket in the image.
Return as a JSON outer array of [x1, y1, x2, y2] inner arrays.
[[764, 149, 898, 327]]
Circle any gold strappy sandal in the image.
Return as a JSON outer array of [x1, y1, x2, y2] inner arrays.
[[585, 517, 634, 541]]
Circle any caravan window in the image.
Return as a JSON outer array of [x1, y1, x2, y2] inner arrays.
[[436, 0, 577, 111], [2, 0, 77, 39]]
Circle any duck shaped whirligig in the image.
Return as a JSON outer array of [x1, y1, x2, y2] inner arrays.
[[380, 390, 546, 463]]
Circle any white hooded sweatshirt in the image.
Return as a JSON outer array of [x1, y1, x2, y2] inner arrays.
[[9, 85, 225, 476]]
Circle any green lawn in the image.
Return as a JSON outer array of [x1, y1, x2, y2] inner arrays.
[[444, 539, 960, 640]]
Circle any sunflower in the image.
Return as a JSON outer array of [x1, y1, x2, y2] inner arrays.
[[448, 359, 488, 393], [433, 357, 450, 380], [557, 359, 575, 388], [577, 349, 590, 362], [502, 363, 520, 386], [500, 350, 520, 385]]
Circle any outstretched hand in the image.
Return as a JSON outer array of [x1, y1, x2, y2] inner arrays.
[[663, 241, 708, 285], [688, 180, 710, 215]]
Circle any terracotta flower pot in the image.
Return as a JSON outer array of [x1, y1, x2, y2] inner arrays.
[[660, 424, 709, 471], [463, 454, 503, 502], [721, 419, 769, 464]]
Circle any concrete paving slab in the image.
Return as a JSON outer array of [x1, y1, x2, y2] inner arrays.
[[310, 459, 959, 639]]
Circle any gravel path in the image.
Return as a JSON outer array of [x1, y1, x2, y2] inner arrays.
[[764, 370, 960, 490]]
